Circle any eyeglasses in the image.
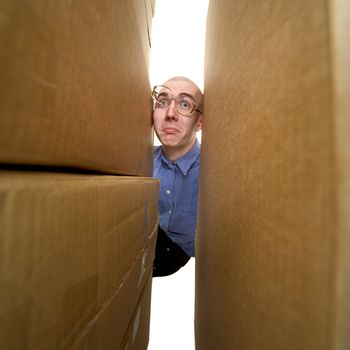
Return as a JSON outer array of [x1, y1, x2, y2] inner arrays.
[[151, 85, 202, 116]]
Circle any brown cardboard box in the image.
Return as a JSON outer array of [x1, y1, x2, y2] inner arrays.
[[196, 0, 350, 349], [0, 171, 159, 349], [150, 0, 156, 16], [0, 0, 154, 176], [132, 0, 155, 69], [119, 270, 153, 350]]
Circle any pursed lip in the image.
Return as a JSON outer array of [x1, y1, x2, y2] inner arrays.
[[162, 127, 179, 134]]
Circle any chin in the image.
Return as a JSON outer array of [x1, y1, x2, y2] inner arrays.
[[161, 136, 178, 146]]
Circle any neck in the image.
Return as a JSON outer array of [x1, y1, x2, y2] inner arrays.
[[163, 138, 197, 162]]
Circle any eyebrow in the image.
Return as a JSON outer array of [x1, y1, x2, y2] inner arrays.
[[178, 92, 196, 100], [158, 91, 195, 100]]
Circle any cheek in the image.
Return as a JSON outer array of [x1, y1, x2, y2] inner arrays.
[[185, 120, 199, 134], [153, 112, 163, 129]]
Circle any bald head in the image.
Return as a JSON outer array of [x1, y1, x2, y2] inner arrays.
[[164, 76, 203, 112]]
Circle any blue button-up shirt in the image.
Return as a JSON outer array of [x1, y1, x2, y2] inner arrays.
[[153, 140, 200, 257]]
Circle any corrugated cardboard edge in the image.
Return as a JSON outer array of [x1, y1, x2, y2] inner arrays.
[[329, 0, 350, 348], [144, 0, 153, 48], [150, 0, 156, 16], [131, 0, 153, 69]]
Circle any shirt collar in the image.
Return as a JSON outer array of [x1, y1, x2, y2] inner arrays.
[[160, 139, 200, 176]]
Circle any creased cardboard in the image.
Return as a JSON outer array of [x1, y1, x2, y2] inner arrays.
[[77, 229, 157, 350], [150, 0, 156, 16], [0, 171, 159, 349], [0, 0, 154, 176], [132, 0, 154, 69], [119, 270, 153, 350], [195, 0, 350, 349]]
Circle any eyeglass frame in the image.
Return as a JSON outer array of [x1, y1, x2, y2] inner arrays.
[[151, 85, 202, 116]]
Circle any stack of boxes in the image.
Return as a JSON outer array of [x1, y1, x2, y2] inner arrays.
[[196, 0, 350, 349], [0, 1, 158, 349]]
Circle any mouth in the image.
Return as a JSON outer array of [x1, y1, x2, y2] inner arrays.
[[162, 127, 179, 134]]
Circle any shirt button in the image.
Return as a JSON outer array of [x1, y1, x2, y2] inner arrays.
[[166, 189, 171, 194]]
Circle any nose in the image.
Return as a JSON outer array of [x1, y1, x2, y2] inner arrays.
[[165, 99, 178, 120]]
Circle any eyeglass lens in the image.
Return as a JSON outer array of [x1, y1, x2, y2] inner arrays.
[[153, 86, 196, 116]]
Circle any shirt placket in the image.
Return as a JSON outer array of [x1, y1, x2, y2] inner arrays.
[[162, 161, 176, 231], [169, 163, 177, 227]]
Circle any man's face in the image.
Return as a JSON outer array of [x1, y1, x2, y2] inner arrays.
[[153, 80, 203, 150]]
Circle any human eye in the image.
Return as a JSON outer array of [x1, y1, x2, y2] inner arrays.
[[157, 94, 170, 107], [178, 97, 193, 111]]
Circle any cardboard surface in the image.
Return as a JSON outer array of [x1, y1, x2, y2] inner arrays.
[[195, 0, 350, 349], [119, 270, 153, 350], [0, 0, 154, 176], [80, 230, 157, 350], [0, 171, 159, 349], [329, 0, 350, 348], [132, 0, 154, 69], [150, 0, 156, 16]]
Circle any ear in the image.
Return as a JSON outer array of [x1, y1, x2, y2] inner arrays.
[[196, 115, 203, 131]]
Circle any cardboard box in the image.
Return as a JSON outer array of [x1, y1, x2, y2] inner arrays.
[[150, 0, 156, 16], [196, 0, 350, 349], [0, 171, 159, 349], [119, 270, 153, 350], [132, 0, 155, 68], [0, 0, 154, 176]]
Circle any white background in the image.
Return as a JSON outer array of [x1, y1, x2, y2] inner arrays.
[[148, 0, 209, 91], [148, 1, 209, 349]]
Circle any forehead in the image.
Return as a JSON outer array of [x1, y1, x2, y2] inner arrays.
[[163, 80, 200, 99]]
